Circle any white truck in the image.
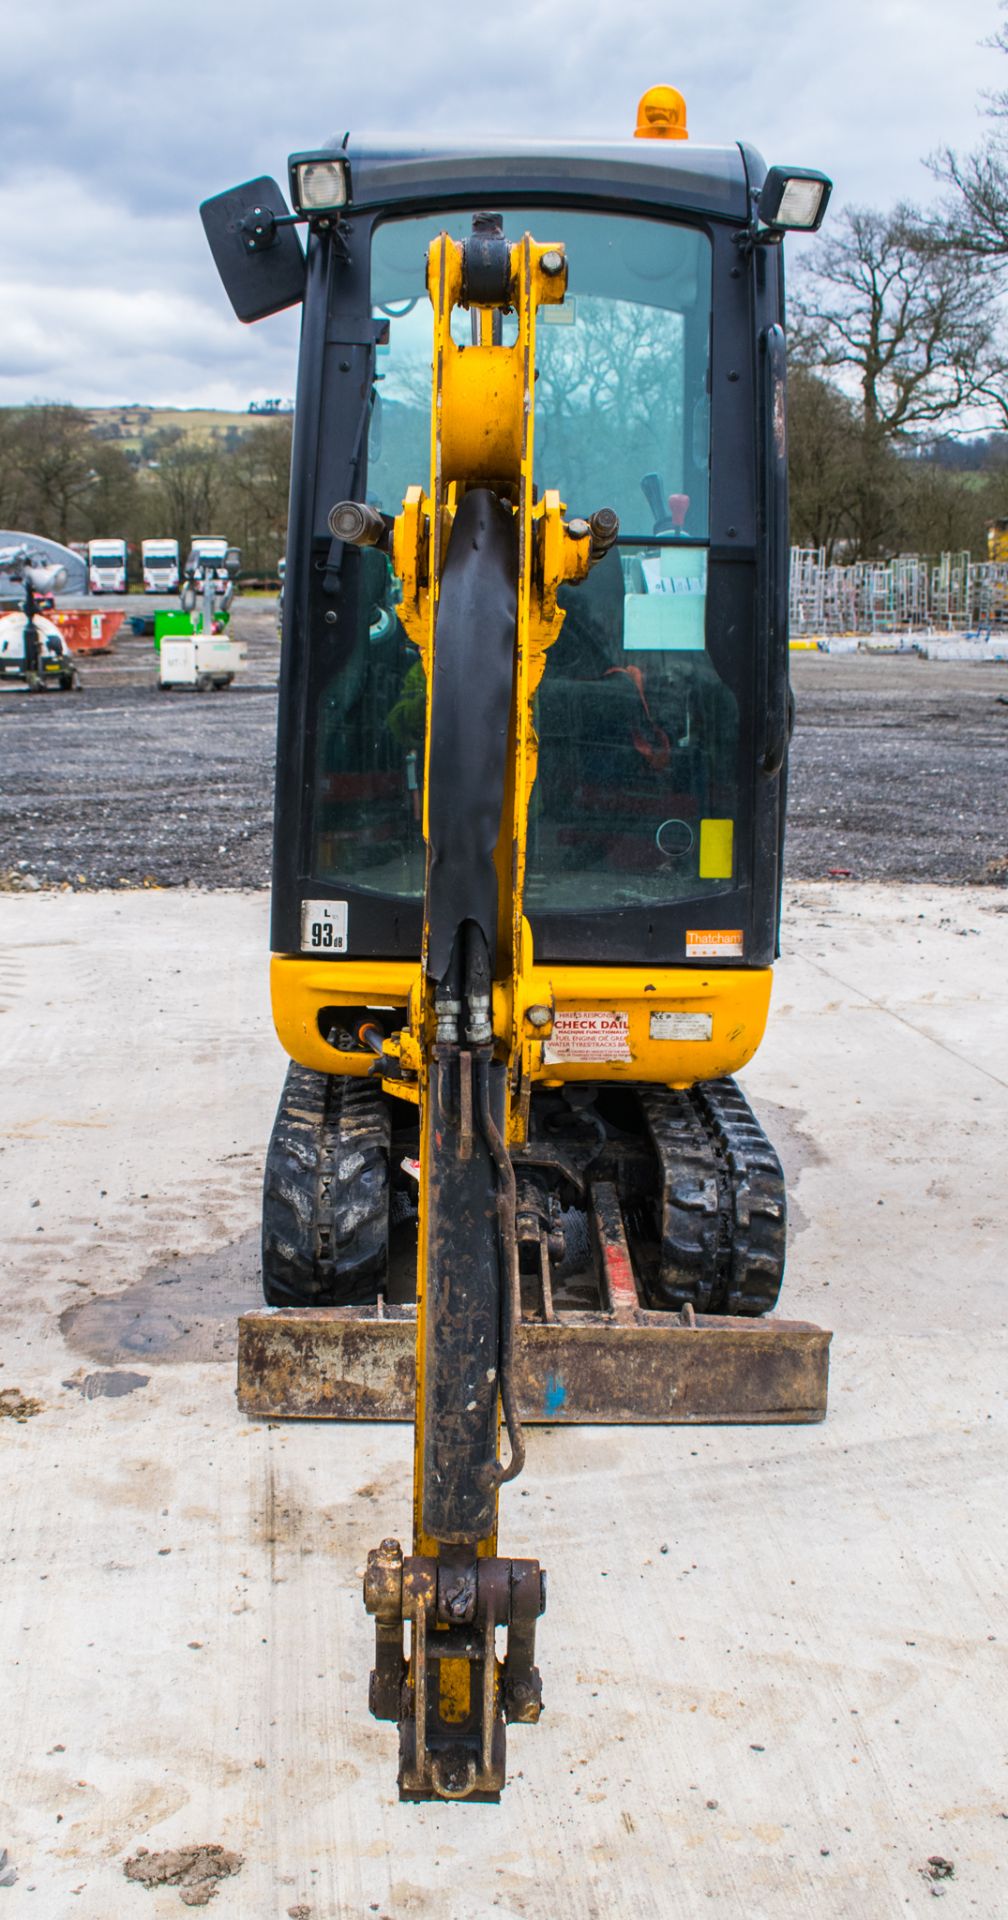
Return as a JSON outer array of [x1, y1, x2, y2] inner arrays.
[[188, 535, 232, 583], [141, 538, 180, 593], [87, 538, 128, 594]]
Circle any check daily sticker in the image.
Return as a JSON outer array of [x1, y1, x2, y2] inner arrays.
[[543, 1010, 631, 1064], [686, 929, 744, 959]]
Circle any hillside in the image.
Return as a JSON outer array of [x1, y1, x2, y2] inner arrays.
[[86, 405, 292, 452]]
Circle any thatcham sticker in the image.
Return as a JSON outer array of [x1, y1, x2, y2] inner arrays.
[[543, 1011, 631, 1064], [301, 900, 348, 953], [686, 929, 743, 959]]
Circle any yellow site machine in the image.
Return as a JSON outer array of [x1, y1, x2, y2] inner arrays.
[[202, 87, 832, 1801]]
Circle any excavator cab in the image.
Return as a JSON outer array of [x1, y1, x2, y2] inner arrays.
[[203, 98, 831, 1801]]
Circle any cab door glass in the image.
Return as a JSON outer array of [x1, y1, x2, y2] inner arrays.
[[311, 546, 426, 897]]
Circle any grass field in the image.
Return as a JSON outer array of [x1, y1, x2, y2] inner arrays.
[[87, 405, 292, 450]]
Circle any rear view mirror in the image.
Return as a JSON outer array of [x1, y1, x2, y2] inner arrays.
[[200, 176, 306, 323]]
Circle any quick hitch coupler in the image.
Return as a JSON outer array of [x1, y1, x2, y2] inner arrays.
[[364, 1539, 545, 1802]]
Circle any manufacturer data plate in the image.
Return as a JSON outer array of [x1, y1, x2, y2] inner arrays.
[[649, 1011, 713, 1041], [300, 899, 348, 953], [686, 929, 744, 960], [543, 1010, 631, 1064]]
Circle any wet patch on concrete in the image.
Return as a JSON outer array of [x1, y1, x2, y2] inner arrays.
[[60, 1231, 260, 1367], [748, 1097, 827, 1239], [58, 1109, 821, 1371], [123, 1843, 243, 1907], [63, 1367, 150, 1399]]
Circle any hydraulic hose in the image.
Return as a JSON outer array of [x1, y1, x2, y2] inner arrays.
[[474, 1055, 526, 1490]]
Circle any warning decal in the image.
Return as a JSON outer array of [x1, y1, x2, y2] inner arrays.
[[543, 1010, 631, 1065], [686, 929, 744, 960]]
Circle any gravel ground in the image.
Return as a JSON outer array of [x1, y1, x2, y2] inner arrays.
[[787, 652, 1008, 884], [0, 601, 279, 890], [1, 604, 1006, 890]]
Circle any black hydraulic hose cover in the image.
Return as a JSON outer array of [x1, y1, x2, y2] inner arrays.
[[425, 488, 518, 984], [421, 1049, 506, 1545]]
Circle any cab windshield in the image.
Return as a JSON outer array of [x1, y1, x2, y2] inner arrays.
[[369, 208, 710, 538], [311, 205, 740, 917]]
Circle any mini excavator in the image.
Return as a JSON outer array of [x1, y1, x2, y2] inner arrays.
[[202, 89, 832, 1801]]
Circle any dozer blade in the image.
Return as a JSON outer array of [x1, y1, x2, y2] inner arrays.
[[237, 1306, 830, 1425], [240, 1175, 830, 1426]]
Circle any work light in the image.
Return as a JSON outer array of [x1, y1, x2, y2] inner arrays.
[[757, 166, 831, 232], [289, 155, 351, 215]]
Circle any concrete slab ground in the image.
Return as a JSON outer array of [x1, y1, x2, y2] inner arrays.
[[0, 884, 1005, 1919]]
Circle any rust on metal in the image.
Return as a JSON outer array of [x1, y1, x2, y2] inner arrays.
[[238, 1306, 830, 1425], [238, 1308, 417, 1420]]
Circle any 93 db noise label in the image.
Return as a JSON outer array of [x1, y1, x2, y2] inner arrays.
[[300, 900, 348, 953]]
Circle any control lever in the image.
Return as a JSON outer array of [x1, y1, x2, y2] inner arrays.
[[640, 473, 689, 536]]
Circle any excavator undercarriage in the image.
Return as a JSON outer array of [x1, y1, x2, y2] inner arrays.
[[260, 1060, 791, 1321], [249, 1059, 827, 1432]]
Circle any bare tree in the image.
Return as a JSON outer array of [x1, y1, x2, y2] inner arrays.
[[918, 9, 1008, 433], [0, 410, 33, 529], [218, 417, 292, 573], [929, 3, 1008, 262], [78, 442, 141, 544], [791, 205, 995, 441], [12, 405, 98, 543], [888, 451, 999, 556], [150, 433, 224, 557], [790, 206, 998, 555], [787, 369, 861, 558]]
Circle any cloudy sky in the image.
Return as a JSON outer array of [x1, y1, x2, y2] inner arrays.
[[2, 0, 1004, 408]]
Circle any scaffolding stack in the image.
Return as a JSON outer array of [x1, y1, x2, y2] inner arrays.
[[788, 548, 1008, 640]]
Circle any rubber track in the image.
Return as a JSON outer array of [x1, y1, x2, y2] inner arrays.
[[261, 1064, 390, 1307], [639, 1078, 786, 1316]]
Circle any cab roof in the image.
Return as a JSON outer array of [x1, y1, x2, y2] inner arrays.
[[319, 135, 760, 222]]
